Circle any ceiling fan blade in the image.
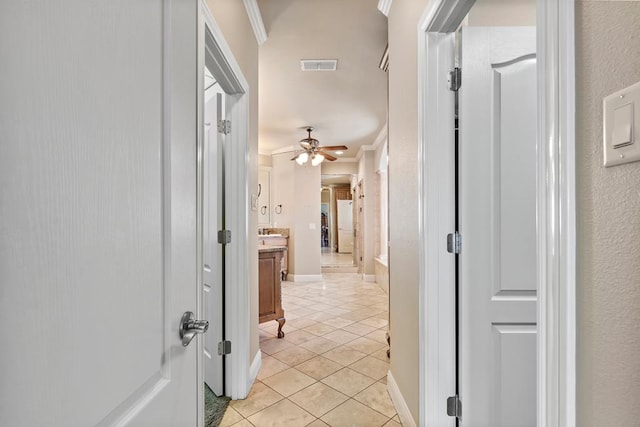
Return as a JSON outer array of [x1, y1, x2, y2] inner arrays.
[[317, 145, 348, 151], [317, 150, 337, 161]]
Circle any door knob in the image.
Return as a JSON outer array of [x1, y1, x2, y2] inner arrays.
[[180, 311, 209, 347]]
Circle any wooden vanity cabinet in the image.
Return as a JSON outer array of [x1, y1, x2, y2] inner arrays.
[[258, 248, 286, 338], [258, 235, 288, 280]]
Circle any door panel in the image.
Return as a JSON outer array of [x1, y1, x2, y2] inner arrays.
[[459, 27, 537, 427], [203, 82, 225, 395], [0, 1, 199, 425]]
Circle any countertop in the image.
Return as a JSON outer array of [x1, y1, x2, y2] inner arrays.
[[258, 245, 288, 253]]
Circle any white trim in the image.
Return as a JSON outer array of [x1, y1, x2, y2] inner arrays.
[[387, 371, 417, 427], [288, 274, 323, 282], [377, 0, 393, 17], [417, 25, 457, 427], [249, 350, 262, 387], [417, 0, 576, 426], [242, 0, 267, 45], [200, 2, 253, 401], [362, 274, 376, 282], [537, 1, 576, 426]]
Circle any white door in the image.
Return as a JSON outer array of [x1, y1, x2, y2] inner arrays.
[[458, 27, 537, 426], [203, 80, 225, 395], [0, 1, 201, 426], [337, 199, 354, 253]]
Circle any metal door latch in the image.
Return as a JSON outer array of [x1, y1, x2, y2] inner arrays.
[[179, 311, 209, 347]]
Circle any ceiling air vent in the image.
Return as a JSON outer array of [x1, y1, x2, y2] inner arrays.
[[300, 59, 338, 72]]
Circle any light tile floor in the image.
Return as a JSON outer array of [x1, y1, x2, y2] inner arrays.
[[220, 273, 400, 427], [321, 249, 355, 268]]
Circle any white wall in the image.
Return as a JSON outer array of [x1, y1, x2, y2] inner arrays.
[[575, 1, 640, 424]]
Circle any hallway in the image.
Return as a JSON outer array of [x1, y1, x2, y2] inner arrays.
[[220, 274, 399, 426]]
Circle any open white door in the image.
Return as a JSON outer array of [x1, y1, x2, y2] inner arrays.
[[203, 80, 225, 395], [0, 1, 202, 426], [458, 27, 537, 426]]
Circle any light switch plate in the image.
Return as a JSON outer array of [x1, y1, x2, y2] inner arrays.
[[603, 80, 640, 167]]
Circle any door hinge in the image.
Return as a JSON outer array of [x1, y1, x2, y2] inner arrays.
[[447, 395, 462, 419], [218, 340, 231, 355], [449, 67, 461, 92], [218, 230, 231, 244], [217, 119, 231, 135], [447, 231, 462, 254]]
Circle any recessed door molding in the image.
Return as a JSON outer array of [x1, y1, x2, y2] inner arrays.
[[199, 0, 252, 401], [417, 1, 576, 426]]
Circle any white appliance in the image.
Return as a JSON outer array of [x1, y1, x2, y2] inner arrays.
[[337, 199, 354, 253]]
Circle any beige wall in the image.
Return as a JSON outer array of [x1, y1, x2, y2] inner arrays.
[[575, 2, 640, 424], [271, 153, 322, 277], [259, 153, 272, 167], [205, 0, 262, 365], [321, 161, 358, 175], [358, 150, 377, 276], [387, 0, 429, 423], [467, 0, 536, 26]]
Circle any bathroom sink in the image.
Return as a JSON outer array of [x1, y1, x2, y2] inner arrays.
[[262, 233, 282, 237]]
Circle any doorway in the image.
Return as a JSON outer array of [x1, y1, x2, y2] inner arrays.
[[320, 175, 356, 271], [198, 2, 253, 403], [417, 0, 576, 425]]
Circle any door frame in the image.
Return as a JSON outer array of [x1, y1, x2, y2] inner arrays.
[[417, 1, 576, 426], [198, 1, 253, 400]]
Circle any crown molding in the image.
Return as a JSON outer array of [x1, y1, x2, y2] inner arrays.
[[378, 0, 393, 17], [243, 0, 267, 46], [270, 145, 298, 156], [356, 125, 388, 161]]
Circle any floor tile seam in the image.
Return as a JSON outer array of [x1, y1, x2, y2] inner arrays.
[[245, 397, 319, 425], [287, 381, 351, 417], [318, 398, 394, 426], [350, 391, 398, 421]]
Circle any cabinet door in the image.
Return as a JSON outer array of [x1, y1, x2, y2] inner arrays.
[[259, 253, 278, 318]]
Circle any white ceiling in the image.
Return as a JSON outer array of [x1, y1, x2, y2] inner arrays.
[[257, 0, 388, 160]]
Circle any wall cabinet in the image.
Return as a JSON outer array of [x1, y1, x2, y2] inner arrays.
[[258, 248, 286, 338]]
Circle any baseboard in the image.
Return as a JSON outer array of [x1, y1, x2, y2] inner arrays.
[[387, 370, 417, 427], [288, 274, 323, 282], [248, 349, 262, 390], [363, 274, 376, 282]]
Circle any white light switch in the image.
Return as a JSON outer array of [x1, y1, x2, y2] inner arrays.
[[612, 103, 633, 148], [309, 223, 316, 230], [604, 80, 640, 167]]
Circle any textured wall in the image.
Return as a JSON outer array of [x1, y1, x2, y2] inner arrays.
[[387, 0, 430, 423], [575, 2, 640, 424]]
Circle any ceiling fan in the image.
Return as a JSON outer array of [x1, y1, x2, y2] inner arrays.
[[291, 127, 348, 166]]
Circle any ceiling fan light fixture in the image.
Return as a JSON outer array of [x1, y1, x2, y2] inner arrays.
[[335, 150, 343, 155], [311, 153, 324, 166], [295, 152, 309, 165]]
